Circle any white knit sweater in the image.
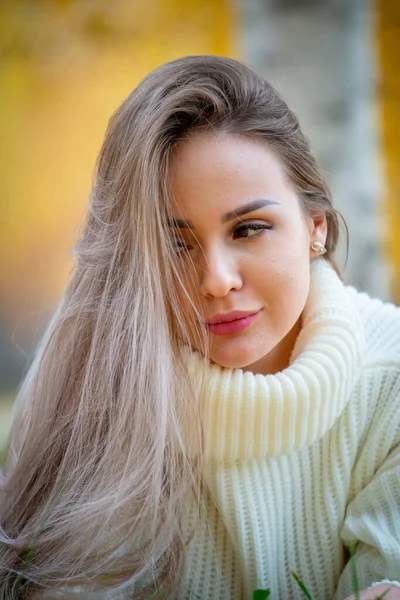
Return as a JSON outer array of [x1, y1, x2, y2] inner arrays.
[[173, 258, 400, 600]]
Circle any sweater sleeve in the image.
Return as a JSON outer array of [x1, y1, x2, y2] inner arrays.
[[334, 369, 400, 600]]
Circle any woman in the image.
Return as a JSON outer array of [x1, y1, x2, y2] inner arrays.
[[0, 55, 399, 599]]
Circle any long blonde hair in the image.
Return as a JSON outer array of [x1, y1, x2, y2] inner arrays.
[[0, 55, 341, 599]]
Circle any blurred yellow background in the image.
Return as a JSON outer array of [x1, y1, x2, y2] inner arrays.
[[1, 0, 399, 446], [377, 0, 400, 303]]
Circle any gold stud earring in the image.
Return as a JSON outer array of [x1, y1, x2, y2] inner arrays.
[[311, 241, 327, 256]]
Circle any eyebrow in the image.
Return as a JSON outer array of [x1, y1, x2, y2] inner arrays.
[[168, 199, 280, 229]]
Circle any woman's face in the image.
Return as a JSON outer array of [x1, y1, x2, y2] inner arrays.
[[169, 132, 327, 375]]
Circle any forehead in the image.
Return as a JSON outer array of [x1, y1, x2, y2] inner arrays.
[[169, 132, 296, 218]]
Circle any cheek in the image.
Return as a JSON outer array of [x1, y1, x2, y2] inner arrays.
[[250, 248, 310, 305], [252, 238, 309, 271]]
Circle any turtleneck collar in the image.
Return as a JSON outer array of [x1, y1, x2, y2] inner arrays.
[[182, 258, 366, 461]]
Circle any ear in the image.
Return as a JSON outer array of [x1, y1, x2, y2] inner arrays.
[[309, 213, 328, 246]]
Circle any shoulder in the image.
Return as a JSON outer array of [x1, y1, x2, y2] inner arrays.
[[345, 285, 400, 366], [343, 287, 400, 463]]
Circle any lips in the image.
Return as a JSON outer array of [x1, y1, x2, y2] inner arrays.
[[206, 310, 261, 325], [205, 310, 262, 336]]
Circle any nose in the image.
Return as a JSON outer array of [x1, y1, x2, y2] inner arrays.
[[199, 246, 242, 298]]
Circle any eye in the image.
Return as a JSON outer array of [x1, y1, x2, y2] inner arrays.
[[232, 222, 273, 240], [172, 238, 194, 253]]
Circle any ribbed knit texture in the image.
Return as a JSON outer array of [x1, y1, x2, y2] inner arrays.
[[173, 258, 400, 600]]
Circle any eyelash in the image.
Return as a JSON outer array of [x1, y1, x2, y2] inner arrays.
[[173, 221, 273, 253], [232, 222, 273, 239]]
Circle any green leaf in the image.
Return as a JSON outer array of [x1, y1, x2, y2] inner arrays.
[[253, 589, 271, 600], [348, 542, 360, 600], [290, 571, 313, 600]]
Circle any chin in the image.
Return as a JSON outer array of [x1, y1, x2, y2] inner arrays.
[[210, 345, 267, 371]]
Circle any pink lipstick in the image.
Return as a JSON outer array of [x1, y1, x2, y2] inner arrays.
[[205, 310, 261, 336]]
